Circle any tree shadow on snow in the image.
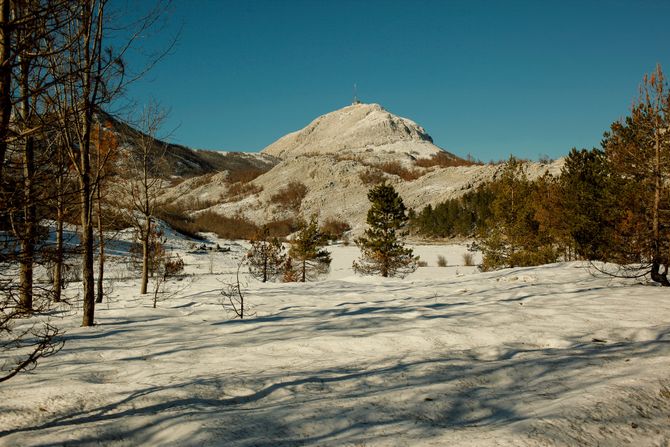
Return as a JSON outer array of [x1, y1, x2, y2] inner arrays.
[[2, 326, 669, 446]]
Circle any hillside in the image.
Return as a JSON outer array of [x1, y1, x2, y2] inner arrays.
[[165, 154, 563, 236], [159, 103, 563, 234], [100, 112, 279, 178]]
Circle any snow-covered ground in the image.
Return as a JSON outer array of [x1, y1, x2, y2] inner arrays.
[[1, 235, 669, 446]]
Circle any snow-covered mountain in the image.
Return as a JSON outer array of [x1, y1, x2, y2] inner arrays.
[[262, 102, 459, 162], [160, 101, 564, 235]]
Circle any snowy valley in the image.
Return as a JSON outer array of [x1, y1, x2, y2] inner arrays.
[[2, 229, 670, 446]]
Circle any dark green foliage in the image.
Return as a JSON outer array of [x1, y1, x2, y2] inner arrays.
[[247, 226, 286, 283], [405, 66, 670, 279], [411, 185, 495, 238], [600, 66, 670, 286], [556, 148, 622, 260], [288, 216, 331, 282], [476, 158, 559, 271], [353, 183, 418, 277]]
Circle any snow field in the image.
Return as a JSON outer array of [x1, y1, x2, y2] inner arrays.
[[1, 240, 669, 446]]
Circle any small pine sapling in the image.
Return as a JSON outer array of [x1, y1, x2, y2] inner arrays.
[[288, 216, 331, 282], [353, 183, 418, 277], [282, 257, 300, 282], [247, 226, 286, 282]]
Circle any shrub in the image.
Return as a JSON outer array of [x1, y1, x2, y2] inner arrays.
[[414, 152, 480, 168], [158, 205, 299, 241], [320, 217, 351, 241], [186, 172, 216, 189], [282, 257, 300, 282], [375, 161, 422, 181], [194, 211, 260, 240], [359, 168, 385, 185], [437, 255, 447, 267], [265, 218, 300, 238], [227, 166, 267, 183], [270, 181, 308, 212], [156, 205, 206, 240], [225, 182, 263, 201], [417, 260, 428, 267], [462, 252, 474, 266]]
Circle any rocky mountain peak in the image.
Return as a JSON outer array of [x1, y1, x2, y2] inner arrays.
[[261, 103, 450, 160]]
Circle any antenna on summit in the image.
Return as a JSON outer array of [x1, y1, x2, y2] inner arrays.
[[352, 83, 361, 105]]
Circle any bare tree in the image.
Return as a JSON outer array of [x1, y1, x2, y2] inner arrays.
[[0, 0, 12, 185], [113, 102, 170, 294], [221, 258, 254, 320], [46, 0, 172, 325]]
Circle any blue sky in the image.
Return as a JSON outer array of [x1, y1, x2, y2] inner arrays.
[[119, 0, 670, 161]]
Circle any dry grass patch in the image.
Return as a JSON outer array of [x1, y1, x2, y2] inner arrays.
[[193, 211, 260, 240], [227, 166, 267, 183], [374, 161, 422, 181], [225, 182, 263, 201], [358, 168, 385, 185], [463, 252, 475, 266], [321, 217, 351, 241], [415, 152, 480, 168], [270, 181, 308, 212]]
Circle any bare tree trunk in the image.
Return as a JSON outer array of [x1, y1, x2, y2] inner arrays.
[[52, 138, 69, 302], [53, 198, 63, 302], [301, 259, 306, 282], [79, 1, 100, 327], [81, 168, 95, 325], [18, 44, 34, 311], [0, 0, 11, 184], [651, 129, 669, 285], [95, 184, 104, 303], [19, 136, 35, 311], [140, 217, 150, 294]]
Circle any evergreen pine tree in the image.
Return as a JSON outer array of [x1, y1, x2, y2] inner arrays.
[[555, 148, 619, 260], [288, 216, 331, 282], [602, 65, 670, 285], [247, 226, 286, 282], [477, 157, 559, 270], [353, 183, 418, 277]]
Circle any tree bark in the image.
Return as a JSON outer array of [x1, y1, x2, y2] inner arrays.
[[80, 170, 95, 326], [79, 1, 99, 326], [0, 0, 11, 184], [53, 198, 63, 302], [140, 218, 150, 294], [18, 136, 35, 311], [95, 183, 104, 303], [18, 41, 34, 312]]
